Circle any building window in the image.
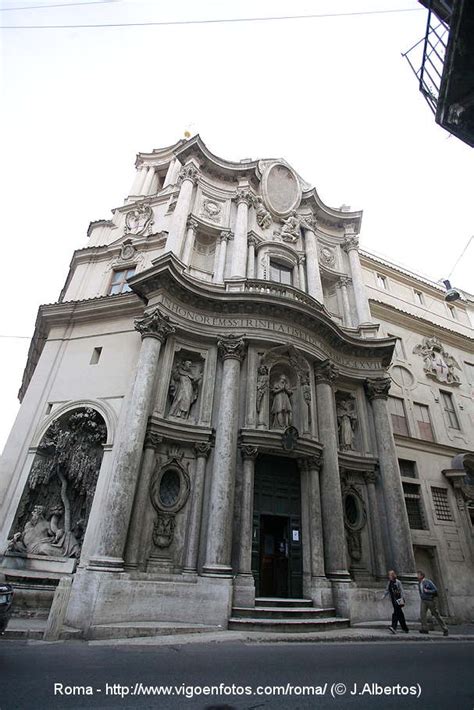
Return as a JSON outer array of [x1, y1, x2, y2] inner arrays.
[[440, 391, 460, 429], [399, 459, 417, 478], [388, 334, 405, 359], [414, 289, 424, 305], [109, 267, 136, 294], [413, 403, 435, 441], [270, 260, 292, 286], [464, 362, 474, 384], [431, 486, 453, 522], [90, 347, 102, 365], [376, 273, 387, 290], [447, 304, 457, 319], [388, 396, 409, 436], [403, 482, 427, 530]]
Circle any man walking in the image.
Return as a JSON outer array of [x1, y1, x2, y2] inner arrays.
[[382, 570, 409, 635], [417, 570, 449, 636]]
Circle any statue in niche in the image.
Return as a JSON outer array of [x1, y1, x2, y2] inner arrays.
[[6, 408, 106, 559], [271, 374, 294, 429], [169, 359, 202, 419], [280, 211, 302, 243], [254, 196, 272, 229], [337, 395, 357, 451], [256, 364, 269, 416]]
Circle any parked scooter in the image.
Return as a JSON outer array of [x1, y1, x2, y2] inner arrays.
[[0, 575, 14, 635]]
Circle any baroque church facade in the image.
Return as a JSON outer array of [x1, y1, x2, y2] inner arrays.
[[0, 136, 473, 636]]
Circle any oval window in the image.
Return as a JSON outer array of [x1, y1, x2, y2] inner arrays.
[[159, 469, 181, 508], [344, 494, 359, 527]]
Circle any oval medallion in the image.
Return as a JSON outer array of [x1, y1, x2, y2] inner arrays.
[[262, 162, 302, 217]]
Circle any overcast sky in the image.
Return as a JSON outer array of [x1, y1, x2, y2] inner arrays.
[[1, 0, 473, 453]]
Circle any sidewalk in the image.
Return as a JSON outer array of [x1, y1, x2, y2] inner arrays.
[[2, 617, 474, 646]]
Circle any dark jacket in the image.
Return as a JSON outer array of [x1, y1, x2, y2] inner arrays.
[[418, 578, 438, 601], [383, 579, 405, 606]]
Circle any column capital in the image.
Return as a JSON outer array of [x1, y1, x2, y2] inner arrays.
[[217, 334, 247, 362], [186, 215, 199, 232], [220, 229, 233, 242], [302, 215, 317, 233], [234, 188, 253, 206], [247, 233, 259, 247], [240, 445, 259, 460], [178, 163, 199, 186], [134, 308, 176, 343], [364, 469, 379, 484], [144, 432, 163, 450], [314, 359, 339, 385], [298, 455, 321, 472], [194, 441, 213, 458], [365, 376, 392, 401], [337, 275, 352, 288], [342, 235, 360, 253]]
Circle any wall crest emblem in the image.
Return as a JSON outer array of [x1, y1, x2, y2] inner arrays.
[[200, 198, 222, 223], [413, 337, 461, 386], [124, 202, 154, 236]]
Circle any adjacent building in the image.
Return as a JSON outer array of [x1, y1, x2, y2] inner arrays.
[[0, 136, 472, 637]]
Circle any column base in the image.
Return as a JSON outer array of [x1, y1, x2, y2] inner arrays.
[[88, 556, 125, 573], [398, 572, 418, 586], [309, 576, 334, 608], [233, 573, 256, 608], [327, 570, 352, 582], [331, 577, 354, 620], [201, 563, 233, 578]]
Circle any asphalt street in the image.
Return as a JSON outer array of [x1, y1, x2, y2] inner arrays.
[[1, 639, 473, 710]]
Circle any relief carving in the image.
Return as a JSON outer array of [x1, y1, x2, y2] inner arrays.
[[149, 454, 191, 549], [124, 202, 154, 237], [413, 336, 461, 385], [200, 198, 222, 223], [254, 196, 272, 229], [6, 408, 106, 560]]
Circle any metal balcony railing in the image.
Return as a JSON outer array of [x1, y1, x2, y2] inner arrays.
[[403, 1, 452, 114]]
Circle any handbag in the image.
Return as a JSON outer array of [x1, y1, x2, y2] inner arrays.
[[396, 598, 405, 607]]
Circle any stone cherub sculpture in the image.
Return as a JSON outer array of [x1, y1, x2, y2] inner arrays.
[[280, 212, 302, 243], [169, 359, 202, 419], [7, 505, 81, 558], [337, 396, 357, 451], [271, 374, 294, 429]]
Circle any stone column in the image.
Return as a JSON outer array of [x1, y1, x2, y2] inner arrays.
[[365, 469, 386, 578], [123, 432, 162, 570], [299, 458, 325, 580], [88, 309, 175, 572], [141, 165, 156, 196], [365, 377, 416, 578], [203, 336, 246, 576], [181, 216, 198, 265], [183, 442, 212, 573], [233, 445, 258, 607], [166, 163, 199, 255], [247, 235, 257, 278], [343, 233, 371, 325], [303, 221, 324, 302], [298, 256, 306, 291], [337, 276, 353, 327], [230, 188, 252, 278], [214, 230, 231, 282], [315, 361, 350, 581], [130, 164, 146, 195]]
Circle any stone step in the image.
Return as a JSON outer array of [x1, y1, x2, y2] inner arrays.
[[228, 616, 350, 633], [254, 597, 314, 608], [3, 617, 81, 641], [232, 606, 336, 620], [88, 621, 221, 641]]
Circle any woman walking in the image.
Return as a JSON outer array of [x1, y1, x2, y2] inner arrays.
[[382, 570, 409, 634]]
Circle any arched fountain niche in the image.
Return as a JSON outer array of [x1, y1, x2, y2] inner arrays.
[[7, 407, 107, 566]]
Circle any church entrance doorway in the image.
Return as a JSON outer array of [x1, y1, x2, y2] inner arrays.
[[252, 456, 303, 598]]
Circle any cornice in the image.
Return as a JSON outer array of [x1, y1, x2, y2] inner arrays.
[[369, 299, 474, 349], [394, 433, 474, 458], [127, 252, 396, 367], [361, 250, 474, 301]]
